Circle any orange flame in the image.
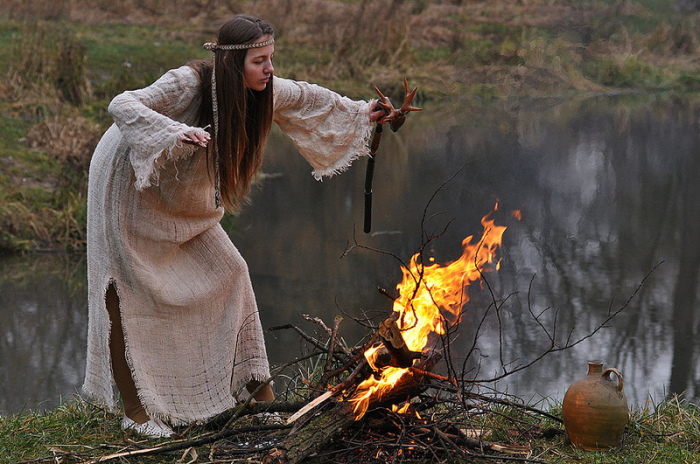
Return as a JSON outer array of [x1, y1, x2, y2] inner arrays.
[[348, 206, 513, 418]]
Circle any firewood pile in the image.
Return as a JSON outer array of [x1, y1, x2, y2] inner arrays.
[[247, 313, 564, 464], [87, 306, 568, 464]]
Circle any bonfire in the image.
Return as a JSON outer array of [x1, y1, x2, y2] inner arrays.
[[349, 207, 509, 419]]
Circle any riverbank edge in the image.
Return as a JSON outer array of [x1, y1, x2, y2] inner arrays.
[[1, 392, 698, 463]]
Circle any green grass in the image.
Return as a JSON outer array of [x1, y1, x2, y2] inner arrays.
[[455, 395, 700, 463], [0, 398, 139, 464], [0, 22, 22, 75], [0, 109, 32, 157], [1, 394, 698, 463], [635, 0, 677, 14], [79, 24, 211, 95]]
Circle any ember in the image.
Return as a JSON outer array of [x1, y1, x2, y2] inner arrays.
[[349, 204, 512, 418]]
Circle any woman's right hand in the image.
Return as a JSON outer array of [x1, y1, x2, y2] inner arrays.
[[369, 99, 390, 124], [180, 128, 211, 147]]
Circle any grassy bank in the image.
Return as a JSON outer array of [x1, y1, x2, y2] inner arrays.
[[1, 393, 698, 463], [0, 0, 699, 252]]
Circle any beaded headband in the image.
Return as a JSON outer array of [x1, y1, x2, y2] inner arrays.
[[203, 37, 274, 51], [202, 37, 275, 208]]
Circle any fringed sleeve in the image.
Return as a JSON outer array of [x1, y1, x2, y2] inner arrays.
[[272, 76, 374, 179], [108, 66, 207, 190]]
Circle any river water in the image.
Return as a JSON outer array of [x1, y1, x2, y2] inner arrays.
[[2, 92, 699, 416]]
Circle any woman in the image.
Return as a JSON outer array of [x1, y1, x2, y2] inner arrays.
[[83, 14, 386, 437]]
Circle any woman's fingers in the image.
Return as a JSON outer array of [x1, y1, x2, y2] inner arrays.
[[180, 129, 211, 147]]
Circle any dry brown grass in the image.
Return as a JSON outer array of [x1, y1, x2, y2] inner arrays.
[[4, 0, 695, 98], [0, 0, 602, 96], [3, 20, 100, 182], [26, 114, 99, 174]]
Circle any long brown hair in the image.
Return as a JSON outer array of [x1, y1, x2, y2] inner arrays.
[[189, 15, 274, 211]]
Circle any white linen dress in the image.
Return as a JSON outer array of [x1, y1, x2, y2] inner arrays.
[[82, 65, 373, 425]]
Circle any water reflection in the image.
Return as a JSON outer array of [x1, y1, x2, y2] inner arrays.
[[0, 253, 87, 414], [1, 93, 699, 415], [240, 93, 700, 406]]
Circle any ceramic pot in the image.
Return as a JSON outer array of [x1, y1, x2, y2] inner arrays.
[[562, 361, 629, 450]]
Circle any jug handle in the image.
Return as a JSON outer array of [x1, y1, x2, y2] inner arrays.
[[602, 368, 624, 392]]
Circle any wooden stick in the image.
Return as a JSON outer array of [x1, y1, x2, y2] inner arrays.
[[363, 124, 383, 233], [325, 316, 342, 373]]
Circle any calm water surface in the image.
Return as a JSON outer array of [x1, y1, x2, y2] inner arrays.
[[2, 93, 699, 415]]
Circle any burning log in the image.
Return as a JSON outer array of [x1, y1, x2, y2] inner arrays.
[[375, 312, 423, 369], [267, 313, 443, 463], [266, 355, 438, 464]]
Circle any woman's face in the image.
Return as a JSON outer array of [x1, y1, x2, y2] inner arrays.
[[244, 35, 274, 91]]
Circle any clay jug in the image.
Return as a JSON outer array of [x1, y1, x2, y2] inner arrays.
[[562, 361, 629, 450]]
